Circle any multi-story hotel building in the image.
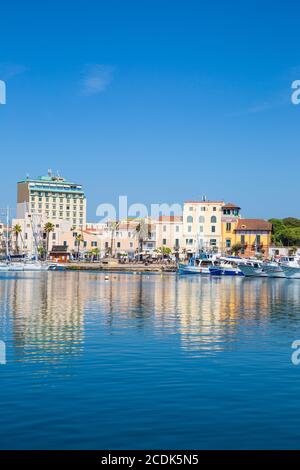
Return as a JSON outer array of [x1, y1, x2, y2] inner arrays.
[[183, 199, 224, 253], [16, 171, 87, 228]]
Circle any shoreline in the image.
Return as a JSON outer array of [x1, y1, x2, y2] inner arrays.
[[63, 262, 177, 273]]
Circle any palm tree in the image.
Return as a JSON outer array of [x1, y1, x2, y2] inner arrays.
[[75, 233, 84, 259], [108, 221, 119, 256], [43, 222, 55, 259], [90, 247, 100, 261], [135, 220, 151, 260], [12, 224, 23, 254]]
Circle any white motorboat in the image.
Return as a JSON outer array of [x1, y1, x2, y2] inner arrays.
[[0, 263, 9, 272], [178, 254, 217, 274], [238, 260, 267, 277], [8, 262, 24, 272], [280, 256, 300, 279], [263, 261, 285, 278], [23, 262, 49, 272]]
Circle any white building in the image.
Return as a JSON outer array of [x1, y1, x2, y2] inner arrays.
[[183, 199, 224, 253], [17, 171, 87, 229]]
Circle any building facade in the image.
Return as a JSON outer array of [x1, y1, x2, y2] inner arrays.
[[17, 171, 87, 229], [155, 216, 183, 254], [183, 200, 224, 253]]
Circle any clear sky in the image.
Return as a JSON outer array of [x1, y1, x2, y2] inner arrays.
[[0, 0, 299, 221]]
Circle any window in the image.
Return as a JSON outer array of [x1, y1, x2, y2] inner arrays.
[[176, 225, 179, 232], [210, 239, 217, 246], [199, 225, 203, 232], [187, 216, 193, 223], [199, 216, 205, 223], [117, 242, 121, 248], [211, 216, 217, 223], [188, 225, 192, 233], [163, 239, 167, 245], [175, 239, 180, 247], [211, 226, 216, 233], [241, 235, 245, 245], [226, 222, 231, 232], [163, 225, 167, 232], [213, 207, 216, 211], [201, 207, 206, 212], [226, 239, 231, 248], [189, 206, 193, 211]]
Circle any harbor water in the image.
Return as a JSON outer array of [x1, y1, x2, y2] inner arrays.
[[0, 271, 300, 449]]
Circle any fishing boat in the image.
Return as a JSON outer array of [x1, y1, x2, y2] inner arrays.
[[263, 260, 285, 278], [280, 256, 300, 279], [178, 253, 217, 274], [238, 259, 267, 277], [209, 257, 243, 276]]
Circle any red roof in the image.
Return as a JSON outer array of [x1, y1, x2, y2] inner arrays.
[[236, 219, 272, 231]]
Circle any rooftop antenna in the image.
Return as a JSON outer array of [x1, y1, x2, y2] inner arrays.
[[26, 173, 30, 180], [48, 168, 52, 178], [202, 195, 207, 202]]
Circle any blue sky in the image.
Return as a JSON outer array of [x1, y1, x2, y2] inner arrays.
[[0, 0, 299, 220]]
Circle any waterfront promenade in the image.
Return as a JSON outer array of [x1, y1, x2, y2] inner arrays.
[[64, 261, 177, 272]]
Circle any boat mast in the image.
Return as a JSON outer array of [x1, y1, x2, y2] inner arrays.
[[6, 207, 10, 260]]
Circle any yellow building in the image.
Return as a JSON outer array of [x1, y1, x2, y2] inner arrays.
[[221, 203, 241, 252], [221, 203, 272, 258]]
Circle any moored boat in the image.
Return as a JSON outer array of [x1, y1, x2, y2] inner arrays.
[[238, 260, 267, 277], [280, 265, 300, 279], [209, 258, 243, 276], [178, 254, 217, 274], [263, 261, 285, 278], [280, 256, 300, 279]]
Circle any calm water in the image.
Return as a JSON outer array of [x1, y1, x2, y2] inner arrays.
[[0, 271, 300, 449]]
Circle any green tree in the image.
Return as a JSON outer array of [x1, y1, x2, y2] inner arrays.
[[90, 247, 100, 261], [43, 222, 55, 258], [135, 220, 151, 259], [75, 233, 84, 259], [12, 224, 23, 254], [231, 242, 243, 255], [157, 246, 172, 258], [269, 218, 300, 247], [108, 221, 119, 256]]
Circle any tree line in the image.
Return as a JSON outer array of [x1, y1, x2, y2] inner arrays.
[[269, 217, 300, 247]]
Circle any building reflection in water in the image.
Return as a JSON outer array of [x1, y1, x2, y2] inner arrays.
[[0, 272, 85, 363], [0, 272, 299, 362]]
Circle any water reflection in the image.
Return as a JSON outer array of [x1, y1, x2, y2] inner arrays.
[[0, 272, 299, 362]]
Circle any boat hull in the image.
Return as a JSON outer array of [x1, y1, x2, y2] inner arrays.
[[263, 264, 286, 278], [239, 265, 267, 277], [178, 264, 210, 274], [281, 266, 300, 279], [210, 267, 243, 276]]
